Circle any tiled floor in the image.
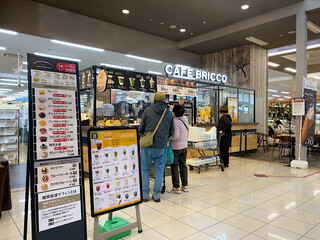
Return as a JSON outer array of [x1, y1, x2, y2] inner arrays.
[[2, 156, 320, 240]]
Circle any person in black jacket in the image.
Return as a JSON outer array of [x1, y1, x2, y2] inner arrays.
[[217, 106, 232, 168]]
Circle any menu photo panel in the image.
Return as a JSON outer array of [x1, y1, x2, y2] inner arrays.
[[88, 127, 143, 217]]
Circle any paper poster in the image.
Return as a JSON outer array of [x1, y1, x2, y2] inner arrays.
[[38, 186, 82, 232], [157, 76, 196, 97], [89, 128, 141, 215], [302, 78, 317, 146], [292, 99, 305, 116], [227, 97, 238, 123]]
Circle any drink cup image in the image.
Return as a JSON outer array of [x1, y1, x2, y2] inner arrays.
[[96, 185, 100, 192], [123, 149, 126, 155], [96, 141, 102, 150], [116, 181, 120, 187], [114, 151, 118, 158], [106, 183, 110, 189], [131, 149, 135, 156], [118, 76, 125, 86], [150, 77, 155, 89], [94, 154, 99, 161], [134, 191, 137, 197], [115, 166, 119, 173], [125, 179, 128, 185], [107, 75, 113, 84], [105, 168, 109, 174], [104, 153, 109, 158], [132, 163, 136, 170], [124, 164, 127, 170], [133, 177, 137, 183], [125, 193, 129, 199], [129, 77, 135, 87], [95, 170, 99, 177], [140, 77, 145, 87]]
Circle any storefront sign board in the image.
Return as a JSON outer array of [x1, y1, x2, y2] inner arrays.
[[27, 54, 86, 240], [88, 127, 142, 217]]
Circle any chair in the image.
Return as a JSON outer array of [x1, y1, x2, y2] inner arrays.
[[257, 133, 269, 152], [271, 134, 282, 157], [279, 135, 295, 159]]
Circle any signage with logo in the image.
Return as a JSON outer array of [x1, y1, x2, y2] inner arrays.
[[164, 64, 227, 84]]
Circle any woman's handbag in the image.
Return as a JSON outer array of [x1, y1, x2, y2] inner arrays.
[[166, 140, 174, 165], [140, 108, 167, 148]]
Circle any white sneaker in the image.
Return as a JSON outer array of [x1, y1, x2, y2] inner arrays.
[[168, 188, 181, 194], [181, 186, 189, 192]]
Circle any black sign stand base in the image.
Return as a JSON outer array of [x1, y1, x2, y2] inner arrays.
[[93, 205, 143, 240]]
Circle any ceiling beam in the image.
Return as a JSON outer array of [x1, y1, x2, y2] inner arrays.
[[178, 0, 320, 51]]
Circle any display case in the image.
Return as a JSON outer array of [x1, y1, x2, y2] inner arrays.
[[0, 109, 19, 163]]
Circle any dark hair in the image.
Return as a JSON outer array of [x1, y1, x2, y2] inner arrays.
[[173, 104, 184, 117], [275, 120, 282, 125], [219, 106, 228, 114]]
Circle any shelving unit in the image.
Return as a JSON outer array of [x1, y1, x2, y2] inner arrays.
[[0, 109, 19, 163]]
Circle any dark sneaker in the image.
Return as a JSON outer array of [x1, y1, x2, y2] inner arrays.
[[152, 195, 161, 203], [142, 196, 150, 202]]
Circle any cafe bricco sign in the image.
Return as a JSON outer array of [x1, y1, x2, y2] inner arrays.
[[164, 65, 227, 84]]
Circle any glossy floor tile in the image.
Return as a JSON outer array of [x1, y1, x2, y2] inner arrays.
[[2, 156, 320, 239]]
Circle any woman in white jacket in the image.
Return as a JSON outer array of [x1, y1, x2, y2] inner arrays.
[[169, 105, 189, 194]]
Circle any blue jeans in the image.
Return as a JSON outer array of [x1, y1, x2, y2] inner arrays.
[[141, 147, 167, 199]]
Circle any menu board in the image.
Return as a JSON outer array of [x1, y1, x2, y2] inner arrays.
[[88, 127, 142, 217], [157, 76, 196, 97], [98, 67, 157, 93], [27, 54, 86, 240], [227, 97, 239, 123], [79, 67, 92, 89]]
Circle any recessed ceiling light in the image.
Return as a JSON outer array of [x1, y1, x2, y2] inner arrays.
[[51, 39, 104, 52], [190, 32, 194, 35], [307, 21, 320, 34], [285, 67, 296, 73], [268, 62, 280, 67], [122, 9, 130, 14], [241, 4, 249, 10], [288, 30, 296, 34], [160, 22, 164, 25], [202, 21, 207, 24], [149, 19, 153, 22], [280, 34, 284, 37], [245, 36, 269, 46], [180, 29, 186, 33], [170, 25, 177, 29]]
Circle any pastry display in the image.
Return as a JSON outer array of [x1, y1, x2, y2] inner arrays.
[[39, 120, 46, 126], [97, 70, 107, 92], [41, 151, 48, 158], [40, 136, 47, 142], [38, 89, 45, 95], [38, 104, 46, 111], [39, 112, 46, 118], [41, 167, 48, 174], [39, 97, 46, 103], [42, 175, 49, 182], [39, 128, 47, 134], [40, 143, 48, 151], [41, 184, 48, 191]]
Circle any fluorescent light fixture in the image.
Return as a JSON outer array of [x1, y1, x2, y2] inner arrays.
[[268, 48, 296, 56], [34, 52, 81, 62], [268, 89, 278, 92], [272, 95, 281, 97], [122, 9, 130, 14], [0, 47, 6, 51], [147, 71, 162, 75], [22, 62, 27, 65], [285, 67, 296, 73], [0, 28, 17, 35], [268, 97, 274, 100], [0, 79, 27, 83], [0, 83, 24, 86], [281, 91, 289, 94], [51, 39, 104, 52], [313, 76, 320, 80], [100, 63, 135, 71], [307, 21, 320, 34], [307, 44, 320, 50], [245, 36, 269, 46], [125, 54, 162, 63], [278, 98, 284, 100], [268, 40, 320, 56], [0, 88, 13, 91], [241, 4, 249, 10], [284, 96, 291, 99], [180, 29, 186, 33], [268, 62, 280, 67]]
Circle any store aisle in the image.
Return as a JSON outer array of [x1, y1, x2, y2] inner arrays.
[[1, 157, 320, 240]]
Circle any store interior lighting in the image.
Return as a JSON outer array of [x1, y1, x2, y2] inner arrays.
[[268, 62, 280, 67], [307, 21, 320, 34], [0, 47, 6, 50], [281, 91, 289, 94], [34, 52, 82, 62], [125, 54, 162, 63], [245, 36, 269, 46], [268, 89, 278, 92], [0, 28, 18, 35], [268, 40, 320, 56], [100, 63, 135, 71], [51, 39, 105, 52], [0, 79, 28, 83], [284, 67, 296, 73], [0, 82, 24, 86], [147, 71, 162, 75]]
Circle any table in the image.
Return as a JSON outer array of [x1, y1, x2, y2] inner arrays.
[[0, 158, 12, 217]]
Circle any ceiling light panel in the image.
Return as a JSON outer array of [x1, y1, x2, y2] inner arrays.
[[0, 47, 6, 50], [307, 21, 320, 34], [268, 89, 278, 92], [125, 54, 162, 63], [0, 79, 27, 83], [281, 91, 289, 94], [268, 62, 280, 67], [180, 29, 186, 33], [241, 5, 249, 10], [122, 9, 130, 14], [100, 63, 135, 71], [0, 83, 24, 86], [51, 39, 104, 52], [34, 53, 81, 62], [245, 36, 269, 46], [285, 67, 296, 73], [147, 71, 162, 75], [0, 28, 18, 35]]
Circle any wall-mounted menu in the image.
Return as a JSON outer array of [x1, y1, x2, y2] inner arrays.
[[89, 127, 142, 217], [27, 54, 86, 239], [98, 67, 157, 93], [157, 76, 196, 97]]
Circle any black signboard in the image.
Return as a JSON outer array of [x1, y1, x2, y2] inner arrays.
[[79, 67, 92, 89], [97, 68, 157, 93], [26, 54, 87, 240]]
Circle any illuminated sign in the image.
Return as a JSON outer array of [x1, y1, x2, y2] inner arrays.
[[164, 65, 227, 83]]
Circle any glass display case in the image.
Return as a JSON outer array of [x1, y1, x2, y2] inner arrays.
[[238, 88, 255, 123], [80, 88, 94, 126]]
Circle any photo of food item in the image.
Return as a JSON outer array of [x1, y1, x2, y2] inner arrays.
[[40, 144, 48, 151], [33, 77, 40, 82], [134, 191, 138, 197], [39, 112, 46, 118], [165, 78, 170, 85], [129, 77, 135, 87], [41, 151, 48, 158], [118, 76, 125, 86], [116, 193, 121, 199], [301, 106, 315, 143], [170, 79, 175, 85], [96, 140, 102, 150], [38, 89, 45, 95], [116, 181, 120, 187], [107, 75, 114, 84], [186, 81, 191, 87], [97, 70, 107, 92], [125, 179, 128, 185], [38, 105, 46, 112], [124, 164, 127, 170], [41, 167, 48, 174], [125, 193, 129, 199], [95, 170, 99, 177], [123, 149, 126, 155], [115, 166, 119, 173], [39, 128, 47, 135], [42, 175, 49, 182], [114, 151, 118, 158], [104, 153, 109, 158], [94, 154, 99, 161], [41, 184, 48, 191], [132, 163, 136, 170], [96, 185, 100, 192], [39, 120, 46, 126], [106, 183, 110, 189], [40, 136, 47, 142], [140, 77, 145, 88], [39, 97, 46, 103], [190, 81, 196, 87], [105, 168, 109, 174], [133, 177, 137, 183], [131, 149, 135, 156]]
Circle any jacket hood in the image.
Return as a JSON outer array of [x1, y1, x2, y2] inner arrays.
[[152, 101, 165, 114]]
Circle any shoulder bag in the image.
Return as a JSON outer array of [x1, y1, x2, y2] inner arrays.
[[140, 108, 167, 148]]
